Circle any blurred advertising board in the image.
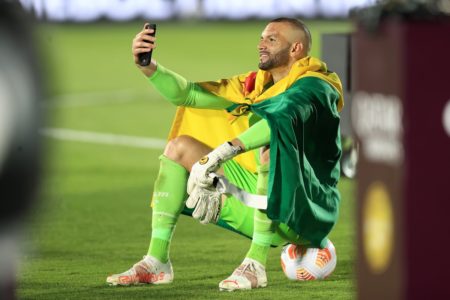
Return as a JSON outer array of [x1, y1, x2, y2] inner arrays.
[[18, 0, 376, 21]]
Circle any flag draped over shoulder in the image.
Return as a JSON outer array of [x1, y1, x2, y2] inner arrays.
[[251, 76, 343, 248], [167, 56, 343, 174]]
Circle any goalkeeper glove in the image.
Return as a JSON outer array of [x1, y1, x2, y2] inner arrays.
[[187, 142, 242, 195], [186, 185, 222, 224]]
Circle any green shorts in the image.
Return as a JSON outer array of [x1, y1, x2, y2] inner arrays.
[[182, 159, 310, 247]]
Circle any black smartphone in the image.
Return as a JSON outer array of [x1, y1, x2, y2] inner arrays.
[[138, 23, 156, 66]]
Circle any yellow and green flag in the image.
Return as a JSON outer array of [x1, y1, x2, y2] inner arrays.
[[167, 56, 344, 174]]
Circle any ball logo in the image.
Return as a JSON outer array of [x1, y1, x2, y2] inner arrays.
[[363, 182, 394, 274], [199, 156, 209, 165]]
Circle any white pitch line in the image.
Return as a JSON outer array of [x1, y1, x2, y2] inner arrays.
[[46, 89, 153, 108], [40, 128, 166, 150]]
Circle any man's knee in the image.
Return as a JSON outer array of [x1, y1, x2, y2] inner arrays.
[[164, 135, 196, 162], [164, 135, 212, 170]]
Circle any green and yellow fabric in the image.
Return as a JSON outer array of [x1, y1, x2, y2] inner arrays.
[[160, 56, 344, 247]]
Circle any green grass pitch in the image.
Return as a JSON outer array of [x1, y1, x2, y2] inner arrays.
[[18, 20, 355, 299]]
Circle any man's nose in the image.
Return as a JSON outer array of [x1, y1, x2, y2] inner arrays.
[[258, 41, 266, 50]]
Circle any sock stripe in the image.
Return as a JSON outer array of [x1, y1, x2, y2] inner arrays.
[[153, 211, 177, 219], [252, 232, 274, 246], [254, 216, 273, 224], [152, 228, 175, 241]]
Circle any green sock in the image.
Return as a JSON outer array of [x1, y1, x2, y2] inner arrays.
[[246, 163, 276, 267], [148, 155, 188, 263], [246, 210, 276, 266]]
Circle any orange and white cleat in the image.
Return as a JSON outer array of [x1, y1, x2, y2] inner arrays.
[[106, 255, 173, 286], [219, 258, 267, 291]]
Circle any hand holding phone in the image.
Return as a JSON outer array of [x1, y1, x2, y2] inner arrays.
[[138, 23, 156, 66]]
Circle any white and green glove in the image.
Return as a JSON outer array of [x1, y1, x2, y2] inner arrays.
[[186, 184, 222, 224], [187, 142, 242, 195], [186, 142, 242, 224]]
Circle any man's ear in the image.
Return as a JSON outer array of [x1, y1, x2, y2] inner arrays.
[[291, 42, 304, 57]]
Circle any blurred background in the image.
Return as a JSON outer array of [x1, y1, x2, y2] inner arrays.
[[4, 0, 448, 299]]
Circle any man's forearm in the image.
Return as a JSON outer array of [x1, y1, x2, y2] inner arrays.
[[148, 63, 233, 109], [147, 62, 189, 105], [234, 119, 271, 152]]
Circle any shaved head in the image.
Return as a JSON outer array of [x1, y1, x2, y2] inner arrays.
[[257, 18, 312, 81], [268, 18, 312, 54]]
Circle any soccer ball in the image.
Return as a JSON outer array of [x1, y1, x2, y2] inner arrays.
[[280, 240, 337, 281]]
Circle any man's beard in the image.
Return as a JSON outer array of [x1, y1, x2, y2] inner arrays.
[[258, 45, 291, 71]]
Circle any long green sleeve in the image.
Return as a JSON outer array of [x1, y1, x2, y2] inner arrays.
[[148, 63, 233, 109], [237, 119, 271, 151]]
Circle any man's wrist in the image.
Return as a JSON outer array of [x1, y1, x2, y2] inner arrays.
[[212, 141, 242, 162], [140, 60, 158, 78], [230, 138, 246, 153]]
